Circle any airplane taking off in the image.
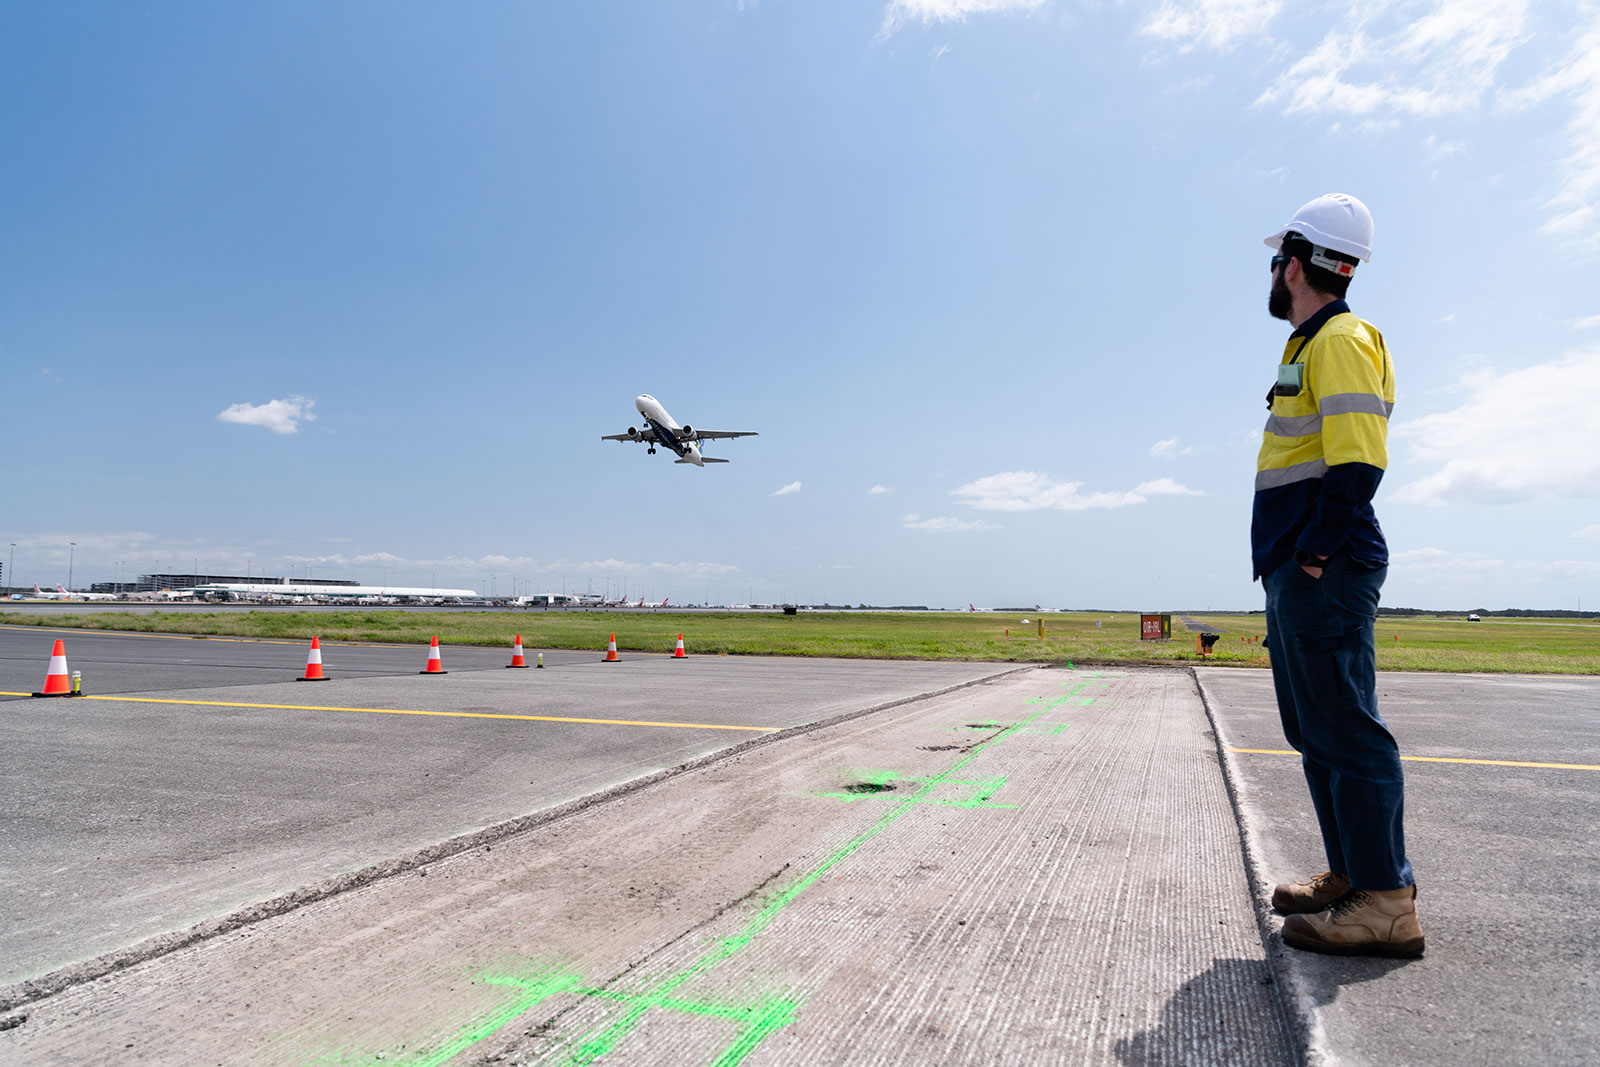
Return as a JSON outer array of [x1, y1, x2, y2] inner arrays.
[[602, 394, 757, 466]]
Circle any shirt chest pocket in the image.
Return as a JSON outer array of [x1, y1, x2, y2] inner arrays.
[[1266, 390, 1321, 439]]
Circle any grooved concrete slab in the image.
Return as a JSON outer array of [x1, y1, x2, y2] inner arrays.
[[2, 668, 1291, 1066]]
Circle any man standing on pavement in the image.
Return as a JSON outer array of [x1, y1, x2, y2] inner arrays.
[[1254, 194, 1423, 958]]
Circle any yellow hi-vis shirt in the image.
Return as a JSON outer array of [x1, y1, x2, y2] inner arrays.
[[1252, 306, 1395, 578]]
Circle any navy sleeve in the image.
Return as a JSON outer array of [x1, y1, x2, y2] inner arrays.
[[1297, 462, 1384, 557]]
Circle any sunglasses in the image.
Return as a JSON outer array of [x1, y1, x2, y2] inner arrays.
[[1270, 253, 1291, 272]]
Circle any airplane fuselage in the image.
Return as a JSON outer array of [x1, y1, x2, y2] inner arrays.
[[603, 392, 753, 465], [635, 394, 706, 466]]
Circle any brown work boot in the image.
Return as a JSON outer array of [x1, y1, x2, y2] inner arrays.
[[1281, 885, 1425, 958], [1271, 871, 1351, 915]]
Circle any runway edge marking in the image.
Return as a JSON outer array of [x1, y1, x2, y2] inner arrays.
[[1190, 667, 1332, 1067]]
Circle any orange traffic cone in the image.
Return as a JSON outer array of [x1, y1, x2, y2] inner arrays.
[[298, 636, 328, 681], [507, 635, 529, 668], [420, 635, 448, 675], [672, 633, 687, 659], [33, 639, 78, 697], [602, 633, 620, 662]]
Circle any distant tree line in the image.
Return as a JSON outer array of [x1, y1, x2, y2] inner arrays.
[[1378, 607, 1598, 619]]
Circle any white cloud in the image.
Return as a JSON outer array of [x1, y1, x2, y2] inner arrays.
[[1436, 313, 1456, 323], [868, 484, 893, 495], [879, 0, 1046, 38], [901, 513, 1000, 532], [1575, 315, 1600, 329], [1422, 133, 1469, 163], [770, 481, 802, 497], [1390, 347, 1600, 505], [1150, 436, 1193, 458], [951, 470, 1202, 511], [1133, 477, 1205, 497], [1502, 13, 1600, 251], [217, 396, 317, 435], [1257, 2, 1532, 120], [1574, 524, 1600, 540], [1391, 546, 1600, 581], [1140, 0, 1281, 50]]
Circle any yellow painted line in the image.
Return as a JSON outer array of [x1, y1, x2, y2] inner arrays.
[[1231, 748, 1600, 772], [0, 691, 775, 732]]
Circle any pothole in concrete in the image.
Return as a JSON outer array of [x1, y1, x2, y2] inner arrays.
[[919, 744, 961, 751], [964, 722, 1001, 729], [843, 781, 897, 794]]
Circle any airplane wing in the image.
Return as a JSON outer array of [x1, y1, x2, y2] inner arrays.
[[601, 432, 646, 443], [675, 457, 730, 464], [689, 430, 758, 441]]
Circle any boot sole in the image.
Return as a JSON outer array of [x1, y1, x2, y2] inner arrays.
[[1281, 928, 1425, 959]]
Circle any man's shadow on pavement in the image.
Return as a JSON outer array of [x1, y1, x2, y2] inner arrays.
[[1113, 952, 1415, 1067], [1112, 957, 1293, 1067]]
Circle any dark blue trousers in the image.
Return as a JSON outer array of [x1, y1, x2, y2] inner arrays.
[[1263, 554, 1413, 890]]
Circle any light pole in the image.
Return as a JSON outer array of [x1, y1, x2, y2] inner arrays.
[[69, 542, 76, 592], [7, 543, 14, 594]]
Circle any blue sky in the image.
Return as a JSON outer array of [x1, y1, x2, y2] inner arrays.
[[5, 0, 1597, 610]]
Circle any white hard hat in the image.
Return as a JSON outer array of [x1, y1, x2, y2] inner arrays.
[[1264, 193, 1373, 262]]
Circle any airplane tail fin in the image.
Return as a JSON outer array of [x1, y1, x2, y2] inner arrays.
[[698, 457, 730, 463]]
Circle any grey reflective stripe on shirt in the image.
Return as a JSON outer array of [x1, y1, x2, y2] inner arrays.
[[1264, 412, 1322, 437], [1320, 392, 1394, 417], [1255, 458, 1327, 491]]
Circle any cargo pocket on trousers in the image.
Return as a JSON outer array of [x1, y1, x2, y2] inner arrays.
[[1296, 627, 1365, 705]]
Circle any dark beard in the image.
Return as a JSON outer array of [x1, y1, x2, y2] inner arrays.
[[1268, 273, 1293, 321]]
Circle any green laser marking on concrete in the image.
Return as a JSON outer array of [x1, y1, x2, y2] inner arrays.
[[337, 671, 1122, 1067], [401, 968, 585, 1067], [818, 768, 1019, 809]]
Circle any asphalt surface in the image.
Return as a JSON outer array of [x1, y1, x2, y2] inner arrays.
[[1, 621, 1593, 1066], [1197, 668, 1600, 1067], [3, 661, 1290, 1066], [0, 625, 1006, 984]]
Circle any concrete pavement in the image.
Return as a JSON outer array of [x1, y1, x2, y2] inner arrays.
[[3, 619, 1595, 1065], [0, 626, 1010, 986], [1197, 667, 1600, 1067], [3, 664, 1291, 1066]]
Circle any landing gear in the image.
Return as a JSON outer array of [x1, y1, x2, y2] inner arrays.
[[647, 447, 656, 455]]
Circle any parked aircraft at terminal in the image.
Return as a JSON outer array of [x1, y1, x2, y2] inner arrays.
[[188, 582, 478, 603], [602, 394, 757, 466], [24, 584, 117, 601]]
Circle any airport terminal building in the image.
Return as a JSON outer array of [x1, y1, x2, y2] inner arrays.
[[91, 573, 362, 595]]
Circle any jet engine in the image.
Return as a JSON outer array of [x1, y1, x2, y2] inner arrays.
[[626, 426, 640, 439], [680, 425, 694, 439]]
